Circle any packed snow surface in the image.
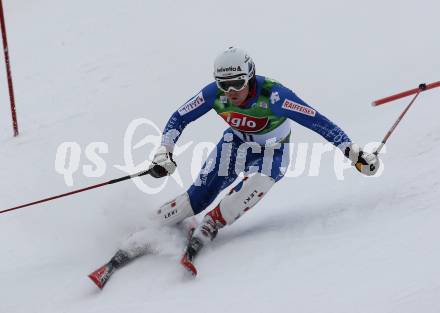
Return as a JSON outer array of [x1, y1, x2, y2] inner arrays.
[[1, 1, 439, 312]]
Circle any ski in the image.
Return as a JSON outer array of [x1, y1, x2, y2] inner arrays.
[[88, 263, 115, 289], [88, 249, 132, 289], [180, 253, 198, 276], [179, 234, 204, 276]]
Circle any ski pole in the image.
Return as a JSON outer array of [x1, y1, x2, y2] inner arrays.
[[372, 81, 440, 106], [373, 84, 427, 155], [0, 169, 152, 215]]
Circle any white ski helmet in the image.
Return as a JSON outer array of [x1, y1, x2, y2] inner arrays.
[[213, 47, 255, 92]]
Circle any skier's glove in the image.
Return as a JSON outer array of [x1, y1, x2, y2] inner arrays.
[[344, 143, 379, 176], [149, 146, 177, 178]]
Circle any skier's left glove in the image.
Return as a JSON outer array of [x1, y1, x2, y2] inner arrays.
[[344, 143, 379, 176], [148, 145, 177, 178]]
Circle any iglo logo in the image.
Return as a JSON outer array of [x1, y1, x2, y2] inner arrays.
[[220, 112, 269, 133]]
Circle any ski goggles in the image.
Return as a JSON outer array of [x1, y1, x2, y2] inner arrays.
[[215, 76, 249, 92]]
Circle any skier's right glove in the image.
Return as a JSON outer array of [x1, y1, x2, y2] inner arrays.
[[148, 145, 177, 178], [344, 143, 379, 176]]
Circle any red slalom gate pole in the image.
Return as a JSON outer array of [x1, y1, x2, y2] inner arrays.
[[0, 169, 152, 216], [372, 81, 440, 106], [0, 0, 19, 137]]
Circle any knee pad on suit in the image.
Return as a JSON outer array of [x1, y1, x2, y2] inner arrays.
[[155, 192, 194, 226], [218, 173, 275, 225]]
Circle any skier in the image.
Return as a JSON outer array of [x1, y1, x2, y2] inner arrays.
[[88, 47, 379, 288]]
